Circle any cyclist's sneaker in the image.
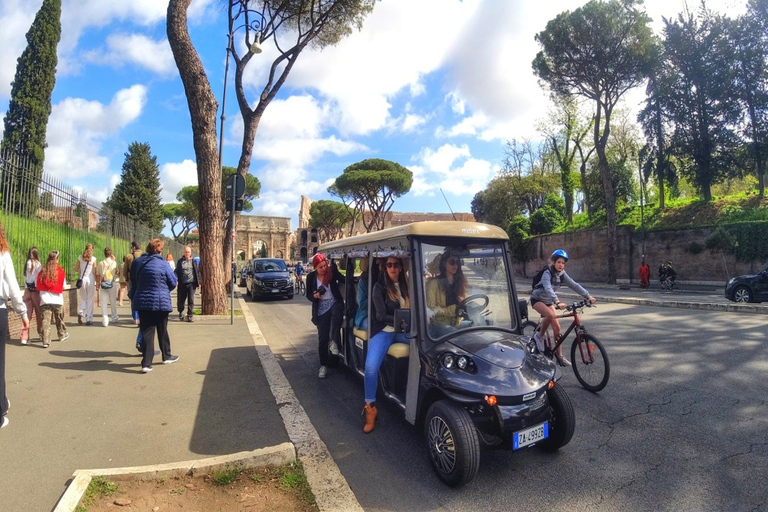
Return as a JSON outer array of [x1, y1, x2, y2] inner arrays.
[[533, 333, 545, 353], [556, 354, 571, 367]]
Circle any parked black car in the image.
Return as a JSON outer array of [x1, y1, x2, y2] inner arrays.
[[724, 266, 768, 303], [247, 258, 293, 300], [238, 266, 248, 287]]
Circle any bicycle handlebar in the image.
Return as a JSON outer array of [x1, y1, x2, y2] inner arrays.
[[565, 299, 594, 312]]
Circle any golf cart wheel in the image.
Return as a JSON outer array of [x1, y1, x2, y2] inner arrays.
[[539, 382, 575, 452], [425, 400, 480, 487]]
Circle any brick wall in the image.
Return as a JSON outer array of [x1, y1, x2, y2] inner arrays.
[[6, 287, 78, 340], [519, 226, 767, 285]]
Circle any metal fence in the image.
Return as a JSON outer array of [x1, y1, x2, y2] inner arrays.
[[0, 147, 185, 283]]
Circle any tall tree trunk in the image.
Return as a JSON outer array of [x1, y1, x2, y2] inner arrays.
[[595, 101, 617, 283], [167, 0, 226, 314]]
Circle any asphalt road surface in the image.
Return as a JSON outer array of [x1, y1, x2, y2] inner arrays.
[[247, 294, 768, 511]]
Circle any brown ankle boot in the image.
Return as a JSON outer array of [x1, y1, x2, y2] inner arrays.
[[362, 403, 377, 433]]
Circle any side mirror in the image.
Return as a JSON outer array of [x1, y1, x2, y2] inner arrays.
[[394, 308, 411, 334]]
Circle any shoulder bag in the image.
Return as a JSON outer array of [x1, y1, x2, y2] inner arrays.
[[76, 260, 90, 289]]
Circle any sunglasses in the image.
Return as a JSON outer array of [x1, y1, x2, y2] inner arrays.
[[446, 258, 459, 265], [386, 262, 402, 269]]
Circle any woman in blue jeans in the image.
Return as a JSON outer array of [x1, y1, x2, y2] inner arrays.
[[362, 256, 410, 433]]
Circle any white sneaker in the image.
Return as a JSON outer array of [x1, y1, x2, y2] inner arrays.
[[329, 341, 339, 356], [20, 338, 27, 345], [141, 367, 153, 373], [533, 333, 545, 353], [59, 333, 70, 342], [318, 366, 327, 379], [1, 416, 8, 429]]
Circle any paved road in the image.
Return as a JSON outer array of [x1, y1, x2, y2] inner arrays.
[[248, 294, 768, 511]]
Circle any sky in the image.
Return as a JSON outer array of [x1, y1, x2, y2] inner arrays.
[[0, 0, 748, 232]]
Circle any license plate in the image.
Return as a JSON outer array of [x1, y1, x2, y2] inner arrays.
[[513, 421, 548, 450], [272, 289, 280, 293]]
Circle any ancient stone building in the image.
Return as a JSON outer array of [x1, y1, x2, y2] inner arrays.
[[235, 215, 292, 261]]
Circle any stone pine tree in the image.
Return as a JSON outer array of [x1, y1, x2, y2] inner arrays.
[[167, 0, 376, 314], [105, 142, 164, 233], [1, 0, 61, 214]]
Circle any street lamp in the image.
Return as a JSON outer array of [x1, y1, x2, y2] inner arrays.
[[634, 147, 646, 259], [218, 6, 265, 323]]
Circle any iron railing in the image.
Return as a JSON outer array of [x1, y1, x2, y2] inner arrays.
[[0, 147, 185, 283]]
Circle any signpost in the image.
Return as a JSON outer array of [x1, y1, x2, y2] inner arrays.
[[225, 173, 246, 325]]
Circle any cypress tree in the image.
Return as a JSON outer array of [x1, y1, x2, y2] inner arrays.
[[1, 0, 61, 214], [106, 142, 165, 232]]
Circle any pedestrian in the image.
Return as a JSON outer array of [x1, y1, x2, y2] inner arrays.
[[96, 247, 119, 326], [22, 246, 43, 344], [166, 252, 175, 272], [36, 251, 69, 349], [0, 221, 30, 429], [305, 253, 345, 379], [174, 245, 199, 322], [129, 238, 179, 373], [75, 243, 97, 325], [123, 241, 144, 324], [638, 259, 651, 289]]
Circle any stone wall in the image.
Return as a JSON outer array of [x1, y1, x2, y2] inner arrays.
[[520, 226, 767, 285], [7, 287, 79, 340]]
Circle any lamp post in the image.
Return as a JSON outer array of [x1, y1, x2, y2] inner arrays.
[[637, 150, 646, 259], [218, 9, 264, 324]]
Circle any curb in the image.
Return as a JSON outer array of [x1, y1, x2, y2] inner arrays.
[[52, 442, 296, 512], [556, 290, 768, 315]]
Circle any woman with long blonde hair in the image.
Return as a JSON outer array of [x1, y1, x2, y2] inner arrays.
[[0, 221, 30, 428], [75, 243, 97, 325]]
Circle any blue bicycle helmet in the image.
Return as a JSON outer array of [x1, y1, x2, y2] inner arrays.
[[551, 249, 569, 262]]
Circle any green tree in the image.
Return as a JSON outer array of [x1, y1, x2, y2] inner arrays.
[[660, 7, 742, 201], [1, 0, 61, 214], [167, 0, 375, 314], [163, 203, 197, 243], [105, 142, 164, 232], [330, 158, 413, 233], [533, 0, 656, 282], [639, 72, 677, 209], [506, 215, 532, 265], [309, 199, 354, 242], [542, 96, 591, 223], [733, 2, 768, 197]]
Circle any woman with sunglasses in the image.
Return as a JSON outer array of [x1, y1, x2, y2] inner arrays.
[[426, 249, 468, 338], [362, 256, 410, 433], [306, 253, 345, 379]]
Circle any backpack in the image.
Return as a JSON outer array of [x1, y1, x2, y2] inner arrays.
[[531, 265, 553, 292]]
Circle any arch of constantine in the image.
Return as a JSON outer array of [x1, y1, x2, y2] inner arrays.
[[235, 215, 292, 261]]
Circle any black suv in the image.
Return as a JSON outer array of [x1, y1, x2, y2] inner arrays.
[[724, 266, 768, 303], [247, 258, 293, 300]]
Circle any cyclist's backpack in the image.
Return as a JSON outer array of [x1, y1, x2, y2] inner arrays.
[[531, 265, 553, 292]]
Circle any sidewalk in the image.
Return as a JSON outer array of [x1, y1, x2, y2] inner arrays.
[[1, 299, 289, 512]]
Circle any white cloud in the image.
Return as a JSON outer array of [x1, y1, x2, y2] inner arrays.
[[45, 84, 148, 181], [82, 33, 177, 78], [410, 143, 497, 197], [159, 159, 198, 204]]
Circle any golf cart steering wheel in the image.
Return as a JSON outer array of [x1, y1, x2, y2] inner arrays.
[[454, 294, 490, 322]]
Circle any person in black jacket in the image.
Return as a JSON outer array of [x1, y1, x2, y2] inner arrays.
[[362, 256, 410, 433], [305, 253, 345, 379], [174, 245, 200, 322]]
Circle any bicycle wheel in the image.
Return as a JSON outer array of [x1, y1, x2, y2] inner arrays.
[[570, 333, 610, 392], [521, 320, 538, 338], [298, 279, 306, 296]]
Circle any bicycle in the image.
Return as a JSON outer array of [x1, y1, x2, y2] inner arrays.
[[660, 277, 677, 291], [294, 274, 306, 295], [521, 299, 610, 392]]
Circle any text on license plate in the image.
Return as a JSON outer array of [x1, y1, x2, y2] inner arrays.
[[272, 289, 280, 293], [513, 421, 548, 450]]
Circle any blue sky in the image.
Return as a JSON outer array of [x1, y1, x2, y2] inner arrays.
[[0, 0, 746, 231]]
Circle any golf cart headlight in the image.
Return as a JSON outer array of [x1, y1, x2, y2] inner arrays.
[[442, 354, 455, 369], [457, 356, 469, 370]]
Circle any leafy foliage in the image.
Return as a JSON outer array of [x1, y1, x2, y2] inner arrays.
[[506, 215, 532, 263], [330, 158, 413, 232], [0, 0, 61, 212], [309, 199, 354, 242], [105, 142, 164, 232]]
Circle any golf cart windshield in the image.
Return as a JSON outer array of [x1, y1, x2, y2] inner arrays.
[[421, 241, 513, 341]]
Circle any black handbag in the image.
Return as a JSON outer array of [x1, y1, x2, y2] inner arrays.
[[76, 279, 83, 289], [76, 260, 90, 289]]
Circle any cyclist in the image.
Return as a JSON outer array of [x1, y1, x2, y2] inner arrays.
[[530, 249, 596, 367], [295, 261, 305, 289], [660, 260, 676, 289]]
